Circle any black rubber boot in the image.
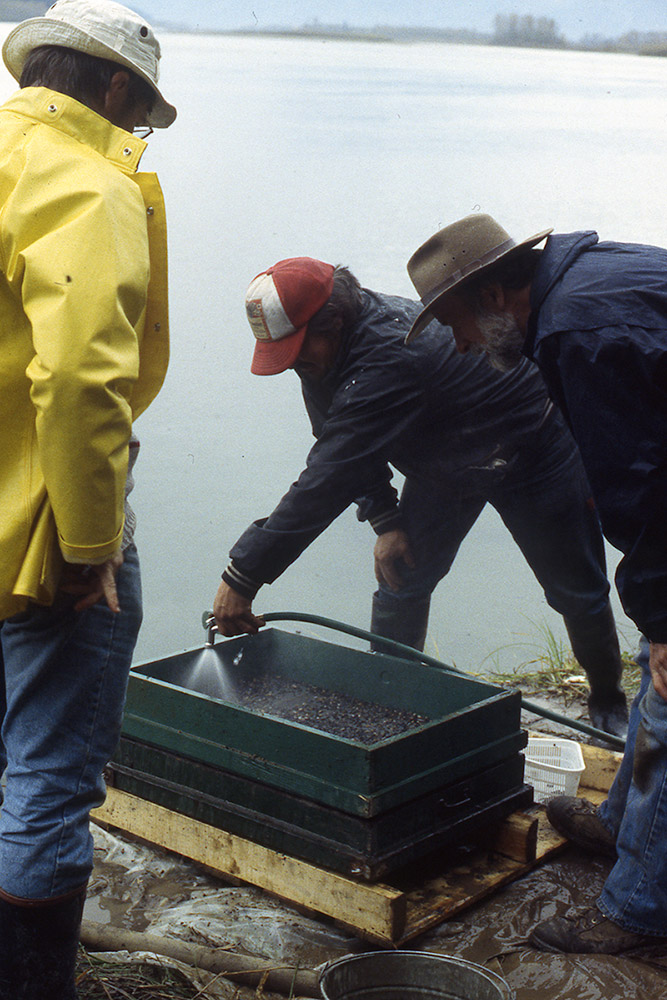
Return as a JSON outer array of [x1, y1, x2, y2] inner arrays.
[[0, 886, 86, 999], [563, 601, 628, 738], [370, 592, 431, 653]]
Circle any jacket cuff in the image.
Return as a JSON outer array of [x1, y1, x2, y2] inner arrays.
[[369, 509, 403, 536], [59, 523, 124, 565], [222, 563, 261, 600]]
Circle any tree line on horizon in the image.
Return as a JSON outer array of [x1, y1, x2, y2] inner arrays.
[[1, 2, 663, 57], [274, 11, 667, 58], [493, 14, 564, 48], [491, 13, 667, 55]]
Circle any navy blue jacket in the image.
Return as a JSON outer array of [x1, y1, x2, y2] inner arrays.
[[225, 289, 563, 598], [526, 232, 667, 641]]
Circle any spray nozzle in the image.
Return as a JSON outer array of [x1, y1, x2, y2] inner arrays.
[[202, 610, 218, 647]]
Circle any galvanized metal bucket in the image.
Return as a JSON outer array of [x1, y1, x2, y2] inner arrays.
[[319, 951, 515, 1000]]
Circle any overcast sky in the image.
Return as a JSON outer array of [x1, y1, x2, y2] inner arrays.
[[137, 1, 667, 38]]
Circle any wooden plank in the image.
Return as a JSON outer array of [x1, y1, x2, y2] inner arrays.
[[93, 787, 406, 945], [580, 743, 623, 793], [392, 807, 567, 944], [534, 807, 570, 858], [93, 789, 561, 945], [399, 851, 526, 943], [93, 739, 621, 945], [484, 810, 538, 863]]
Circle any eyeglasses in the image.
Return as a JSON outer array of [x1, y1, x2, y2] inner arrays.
[[133, 124, 154, 140]]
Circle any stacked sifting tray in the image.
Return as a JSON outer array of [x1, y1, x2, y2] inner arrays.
[[109, 628, 531, 880]]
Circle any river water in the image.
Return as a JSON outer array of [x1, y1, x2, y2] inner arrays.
[[2, 32, 666, 670], [1, 29, 665, 994]]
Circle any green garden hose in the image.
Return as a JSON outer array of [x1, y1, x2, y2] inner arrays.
[[259, 610, 626, 751]]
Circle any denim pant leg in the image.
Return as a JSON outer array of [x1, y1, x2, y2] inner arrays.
[[0, 544, 142, 900], [489, 437, 611, 621], [598, 646, 667, 935], [599, 636, 651, 834], [372, 477, 486, 643]]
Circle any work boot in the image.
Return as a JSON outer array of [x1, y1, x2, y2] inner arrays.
[[563, 602, 628, 739], [545, 795, 617, 858], [529, 905, 667, 955], [370, 592, 431, 653], [0, 885, 86, 999]]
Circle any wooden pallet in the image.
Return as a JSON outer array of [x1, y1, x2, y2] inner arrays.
[[92, 742, 621, 946]]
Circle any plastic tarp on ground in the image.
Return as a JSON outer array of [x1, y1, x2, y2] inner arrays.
[[87, 823, 667, 999]]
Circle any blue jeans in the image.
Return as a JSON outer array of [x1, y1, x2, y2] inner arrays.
[[373, 426, 611, 632], [0, 545, 142, 900], [598, 636, 667, 935]]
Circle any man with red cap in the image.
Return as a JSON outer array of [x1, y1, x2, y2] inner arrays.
[[213, 257, 627, 744]]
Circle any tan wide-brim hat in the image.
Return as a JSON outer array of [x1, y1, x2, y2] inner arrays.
[[406, 214, 552, 341], [2, 0, 176, 127]]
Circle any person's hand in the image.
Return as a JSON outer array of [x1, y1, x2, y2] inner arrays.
[[373, 529, 416, 591], [59, 552, 124, 613], [649, 642, 667, 701], [213, 580, 265, 636]]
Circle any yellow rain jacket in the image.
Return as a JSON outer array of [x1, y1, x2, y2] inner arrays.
[[0, 87, 169, 619]]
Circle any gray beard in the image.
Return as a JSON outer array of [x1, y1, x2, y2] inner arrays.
[[476, 310, 525, 372]]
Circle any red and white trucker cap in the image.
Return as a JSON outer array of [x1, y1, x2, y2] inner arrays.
[[245, 257, 335, 375]]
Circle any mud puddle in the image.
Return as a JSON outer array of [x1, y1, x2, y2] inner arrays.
[[85, 823, 667, 999]]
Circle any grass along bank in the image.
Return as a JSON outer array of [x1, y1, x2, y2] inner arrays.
[[471, 619, 640, 708]]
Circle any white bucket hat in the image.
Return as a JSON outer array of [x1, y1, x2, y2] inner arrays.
[[2, 0, 176, 127]]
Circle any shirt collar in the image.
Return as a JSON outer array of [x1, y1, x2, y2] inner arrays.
[[2, 87, 147, 173]]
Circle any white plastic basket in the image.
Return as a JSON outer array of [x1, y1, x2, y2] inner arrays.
[[524, 737, 585, 803]]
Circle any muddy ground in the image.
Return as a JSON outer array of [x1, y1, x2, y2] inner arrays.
[[79, 693, 667, 1000]]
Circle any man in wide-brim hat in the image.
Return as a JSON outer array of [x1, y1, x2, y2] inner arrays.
[[407, 213, 667, 955], [0, 2, 175, 995]]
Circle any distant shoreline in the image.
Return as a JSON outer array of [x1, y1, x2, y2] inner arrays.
[[0, 16, 664, 58], [162, 26, 667, 58]]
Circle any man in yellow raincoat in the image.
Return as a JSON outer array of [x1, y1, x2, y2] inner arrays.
[[0, 3, 174, 995]]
